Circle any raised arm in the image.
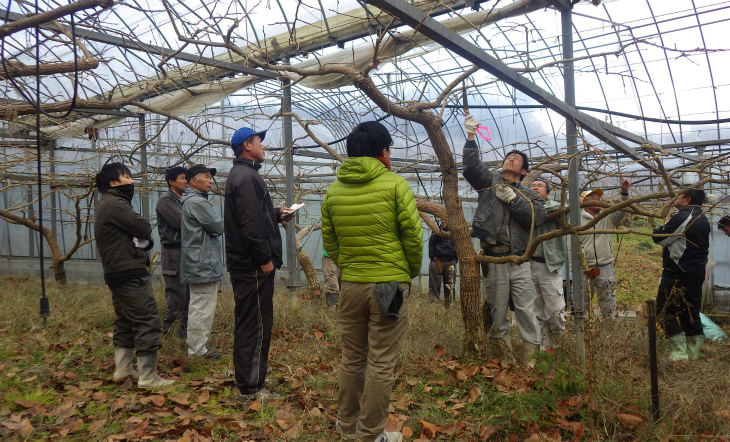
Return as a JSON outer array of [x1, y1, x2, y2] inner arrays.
[[462, 140, 495, 192]]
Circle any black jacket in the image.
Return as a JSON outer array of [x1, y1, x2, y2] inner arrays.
[[95, 188, 153, 285], [156, 189, 183, 249], [653, 206, 709, 274], [224, 158, 284, 273], [428, 232, 457, 262]]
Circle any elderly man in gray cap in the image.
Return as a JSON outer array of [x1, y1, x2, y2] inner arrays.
[[181, 164, 224, 359]]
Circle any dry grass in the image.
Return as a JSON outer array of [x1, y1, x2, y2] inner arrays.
[[1, 275, 730, 441]]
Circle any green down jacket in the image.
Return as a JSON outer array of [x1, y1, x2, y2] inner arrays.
[[321, 156, 423, 283]]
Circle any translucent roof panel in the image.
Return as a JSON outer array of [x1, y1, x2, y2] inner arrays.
[[0, 0, 728, 171]]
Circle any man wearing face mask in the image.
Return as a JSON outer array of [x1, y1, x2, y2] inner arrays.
[[95, 162, 174, 388], [180, 164, 224, 360]]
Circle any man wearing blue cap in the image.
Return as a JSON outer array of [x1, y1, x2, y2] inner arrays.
[[224, 127, 295, 402]]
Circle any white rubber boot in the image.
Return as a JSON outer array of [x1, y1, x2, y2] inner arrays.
[[667, 333, 689, 362], [112, 347, 139, 381], [137, 352, 175, 388], [686, 334, 705, 361]]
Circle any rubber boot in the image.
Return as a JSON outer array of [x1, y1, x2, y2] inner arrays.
[[521, 340, 538, 369], [112, 347, 139, 381], [325, 293, 338, 308], [686, 334, 705, 361], [490, 336, 512, 364], [667, 333, 689, 362], [137, 352, 175, 388]]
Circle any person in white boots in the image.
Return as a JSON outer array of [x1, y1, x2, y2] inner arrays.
[[94, 162, 174, 388], [653, 188, 709, 361]]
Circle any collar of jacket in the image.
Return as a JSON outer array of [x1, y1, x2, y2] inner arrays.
[[183, 188, 209, 200], [105, 187, 131, 205], [500, 176, 522, 187], [234, 157, 262, 171], [167, 188, 182, 200], [581, 209, 594, 220]]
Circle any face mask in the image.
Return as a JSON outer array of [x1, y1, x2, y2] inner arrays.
[[116, 183, 135, 202]]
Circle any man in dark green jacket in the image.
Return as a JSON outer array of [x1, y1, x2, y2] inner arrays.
[[95, 162, 174, 388], [322, 121, 422, 442]]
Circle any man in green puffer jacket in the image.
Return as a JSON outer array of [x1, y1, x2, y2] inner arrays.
[[322, 121, 422, 442]]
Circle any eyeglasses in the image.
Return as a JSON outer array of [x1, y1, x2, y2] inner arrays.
[[531, 182, 547, 188]]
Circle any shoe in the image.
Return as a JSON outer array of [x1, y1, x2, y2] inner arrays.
[[236, 391, 257, 402], [137, 352, 175, 388], [686, 334, 705, 360], [236, 388, 281, 403], [335, 420, 356, 440], [202, 351, 222, 360], [375, 431, 403, 442], [667, 333, 689, 362], [255, 387, 281, 402], [112, 347, 139, 381]]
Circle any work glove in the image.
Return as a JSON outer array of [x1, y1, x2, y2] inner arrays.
[[495, 184, 517, 204], [464, 114, 480, 135]]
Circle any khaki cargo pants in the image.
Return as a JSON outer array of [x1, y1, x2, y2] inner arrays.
[[337, 281, 409, 442]]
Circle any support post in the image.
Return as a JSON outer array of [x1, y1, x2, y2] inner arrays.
[[282, 75, 299, 289], [139, 114, 149, 220], [562, 7, 585, 360], [646, 299, 660, 422]]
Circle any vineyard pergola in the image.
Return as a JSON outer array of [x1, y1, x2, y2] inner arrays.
[[1, 0, 729, 351]]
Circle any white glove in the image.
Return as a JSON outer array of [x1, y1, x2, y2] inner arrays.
[[464, 114, 480, 135], [133, 237, 149, 249], [496, 184, 517, 204]]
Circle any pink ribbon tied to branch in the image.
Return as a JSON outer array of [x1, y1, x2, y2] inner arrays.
[[476, 125, 492, 141]]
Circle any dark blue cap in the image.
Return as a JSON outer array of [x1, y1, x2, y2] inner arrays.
[[231, 127, 267, 151]]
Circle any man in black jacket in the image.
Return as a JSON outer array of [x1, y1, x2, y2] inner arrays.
[[653, 188, 710, 362], [428, 223, 458, 307], [224, 127, 295, 402], [156, 166, 189, 338], [95, 162, 174, 388]]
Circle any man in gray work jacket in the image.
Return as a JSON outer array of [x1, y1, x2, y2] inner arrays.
[[529, 178, 567, 351], [156, 166, 189, 338], [181, 164, 224, 359], [462, 114, 547, 366]]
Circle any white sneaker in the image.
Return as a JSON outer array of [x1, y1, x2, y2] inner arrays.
[[376, 431, 403, 442]]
